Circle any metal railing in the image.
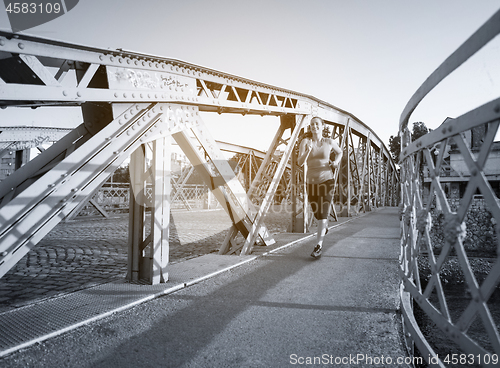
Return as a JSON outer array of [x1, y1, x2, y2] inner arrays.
[[399, 9, 500, 368], [75, 183, 217, 217]]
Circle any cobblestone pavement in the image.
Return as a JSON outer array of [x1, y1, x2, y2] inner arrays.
[[0, 208, 290, 313]]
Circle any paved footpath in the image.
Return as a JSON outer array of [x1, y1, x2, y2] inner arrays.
[[0, 207, 411, 367]]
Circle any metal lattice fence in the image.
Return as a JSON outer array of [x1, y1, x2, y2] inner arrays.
[[399, 9, 500, 368], [76, 183, 217, 217]]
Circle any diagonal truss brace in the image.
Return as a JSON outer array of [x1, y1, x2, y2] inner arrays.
[[0, 103, 168, 279], [220, 115, 294, 254], [171, 112, 275, 250], [241, 115, 307, 255]]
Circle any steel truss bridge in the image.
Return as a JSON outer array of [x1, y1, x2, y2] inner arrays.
[[72, 141, 270, 217], [0, 31, 397, 284], [399, 9, 500, 367], [0, 127, 269, 216]]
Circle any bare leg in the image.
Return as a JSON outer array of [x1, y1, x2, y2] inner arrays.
[[311, 219, 328, 258], [316, 219, 329, 246]]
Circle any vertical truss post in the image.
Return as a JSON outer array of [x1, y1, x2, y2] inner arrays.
[[127, 138, 171, 284], [290, 129, 307, 233], [382, 158, 389, 206], [358, 133, 368, 213], [345, 131, 351, 216], [387, 169, 393, 206], [375, 150, 382, 207], [352, 135, 364, 214], [328, 127, 339, 221], [392, 170, 398, 206], [291, 137, 299, 232], [151, 136, 171, 284], [372, 150, 378, 208], [337, 128, 345, 216], [347, 127, 360, 216], [370, 147, 376, 209], [302, 162, 309, 232], [337, 119, 350, 217], [127, 145, 147, 282], [351, 132, 362, 211], [248, 152, 253, 192], [365, 136, 372, 211], [241, 115, 306, 255], [290, 119, 309, 233], [380, 157, 385, 206]]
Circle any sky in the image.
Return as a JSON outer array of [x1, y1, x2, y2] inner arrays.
[[1, 0, 500, 151]]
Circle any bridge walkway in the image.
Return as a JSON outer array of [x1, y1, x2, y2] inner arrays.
[[0, 207, 410, 367]]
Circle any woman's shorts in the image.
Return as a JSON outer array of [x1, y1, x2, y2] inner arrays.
[[307, 179, 335, 220]]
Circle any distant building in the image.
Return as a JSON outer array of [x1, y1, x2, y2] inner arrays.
[[0, 126, 72, 181], [423, 121, 500, 210]]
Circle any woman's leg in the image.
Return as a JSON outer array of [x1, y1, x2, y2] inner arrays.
[[316, 218, 328, 246], [317, 179, 334, 247], [311, 219, 327, 257]]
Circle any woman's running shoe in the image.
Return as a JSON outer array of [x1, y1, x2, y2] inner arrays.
[[311, 244, 322, 258]]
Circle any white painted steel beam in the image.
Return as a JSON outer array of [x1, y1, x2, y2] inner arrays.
[[0, 31, 394, 173], [151, 137, 171, 284], [0, 103, 164, 278]]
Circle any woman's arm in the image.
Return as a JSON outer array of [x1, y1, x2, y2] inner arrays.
[[329, 139, 343, 168], [297, 138, 312, 167]]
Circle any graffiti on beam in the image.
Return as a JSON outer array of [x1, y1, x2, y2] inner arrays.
[[107, 67, 194, 93], [1, 136, 51, 151]]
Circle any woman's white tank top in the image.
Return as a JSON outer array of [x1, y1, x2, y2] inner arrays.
[[306, 138, 334, 184]]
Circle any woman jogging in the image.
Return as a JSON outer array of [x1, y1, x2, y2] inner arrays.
[[297, 116, 342, 258]]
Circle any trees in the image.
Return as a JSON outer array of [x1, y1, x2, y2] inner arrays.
[[411, 121, 430, 141], [111, 165, 130, 183], [389, 121, 430, 164], [388, 135, 401, 164]]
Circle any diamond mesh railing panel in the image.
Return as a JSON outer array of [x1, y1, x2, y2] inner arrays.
[[76, 183, 212, 216], [399, 9, 500, 367], [400, 117, 500, 366]]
